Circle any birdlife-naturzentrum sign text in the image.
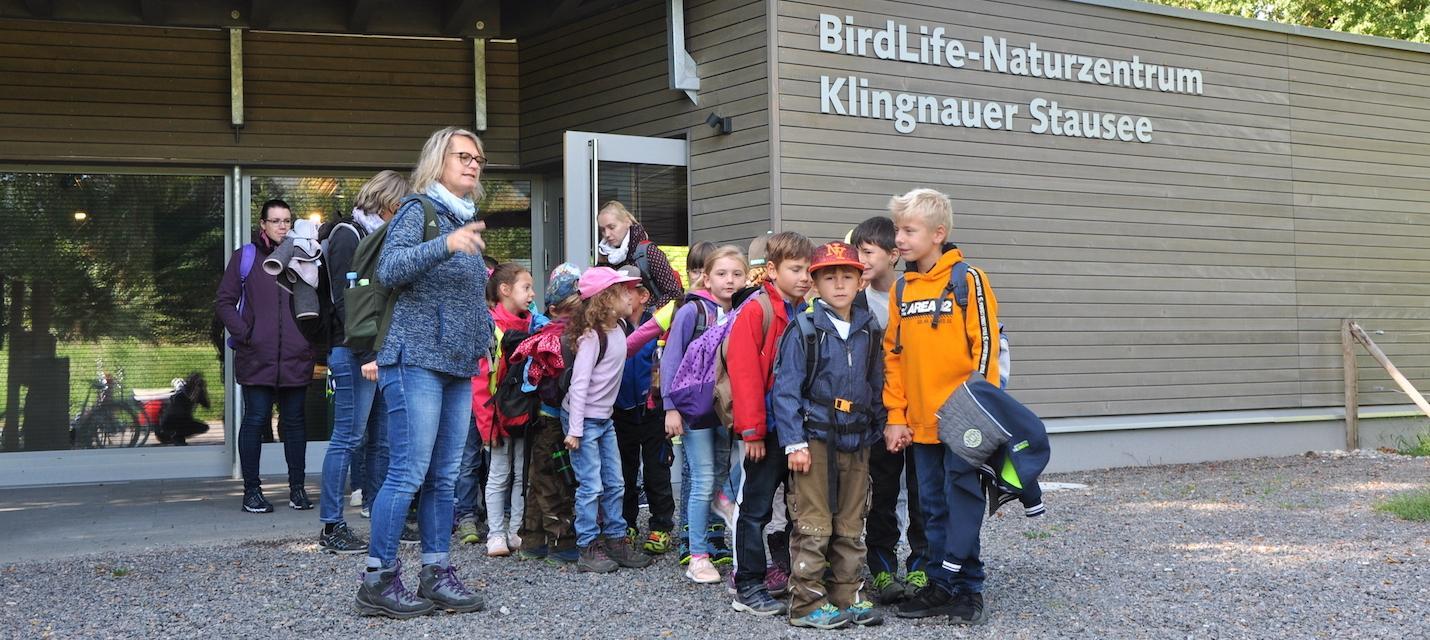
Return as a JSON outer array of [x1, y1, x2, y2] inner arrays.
[[816, 14, 1206, 142]]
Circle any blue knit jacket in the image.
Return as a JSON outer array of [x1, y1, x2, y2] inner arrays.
[[375, 196, 491, 377]]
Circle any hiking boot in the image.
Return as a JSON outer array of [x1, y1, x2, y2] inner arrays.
[[764, 562, 790, 597], [242, 488, 273, 513], [517, 545, 548, 561], [577, 544, 618, 573], [545, 547, 579, 566], [871, 571, 906, 604], [677, 539, 692, 566], [789, 603, 851, 629], [288, 487, 313, 510], [418, 564, 485, 613], [709, 530, 733, 566], [603, 537, 653, 569], [731, 583, 787, 617], [947, 592, 987, 625], [846, 600, 883, 626], [454, 518, 481, 545], [355, 563, 435, 619], [895, 584, 959, 619], [486, 535, 511, 557], [400, 521, 420, 545], [643, 530, 672, 554], [319, 522, 368, 555], [685, 556, 721, 584]]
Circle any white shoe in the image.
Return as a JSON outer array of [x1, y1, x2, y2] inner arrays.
[[349, 489, 363, 507], [508, 533, 522, 550], [486, 535, 511, 557], [685, 557, 721, 584]]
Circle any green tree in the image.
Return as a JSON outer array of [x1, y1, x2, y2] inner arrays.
[[1148, 0, 1430, 43]]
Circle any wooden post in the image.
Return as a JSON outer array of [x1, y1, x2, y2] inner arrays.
[[1341, 319, 1359, 451], [1349, 321, 1430, 420]]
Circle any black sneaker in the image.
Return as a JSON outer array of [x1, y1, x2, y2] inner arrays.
[[242, 488, 274, 513], [289, 487, 313, 510], [895, 584, 959, 618], [947, 592, 987, 625], [320, 522, 368, 555], [356, 561, 435, 619], [400, 521, 420, 545], [731, 583, 787, 617]]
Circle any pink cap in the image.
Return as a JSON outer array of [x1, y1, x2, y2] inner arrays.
[[578, 266, 641, 300]]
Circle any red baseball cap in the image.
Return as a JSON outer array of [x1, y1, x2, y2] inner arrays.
[[809, 241, 865, 274]]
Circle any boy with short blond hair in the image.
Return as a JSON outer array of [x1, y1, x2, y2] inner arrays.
[[727, 230, 815, 617], [883, 188, 1000, 625]]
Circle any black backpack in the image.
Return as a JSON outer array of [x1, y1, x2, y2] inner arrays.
[[537, 331, 608, 408], [487, 326, 538, 441]]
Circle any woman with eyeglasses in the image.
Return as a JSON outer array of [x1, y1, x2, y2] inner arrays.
[[356, 127, 492, 619], [215, 198, 317, 515]]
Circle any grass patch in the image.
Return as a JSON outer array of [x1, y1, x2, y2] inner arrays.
[[0, 339, 223, 423], [1023, 529, 1052, 540], [110, 567, 131, 578], [1375, 489, 1430, 522], [1394, 431, 1430, 457]]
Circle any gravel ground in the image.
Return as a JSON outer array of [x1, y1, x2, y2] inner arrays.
[[3, 451, 1427, 640]]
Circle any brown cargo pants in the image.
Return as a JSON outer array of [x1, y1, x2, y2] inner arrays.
[[787, 440, 871, 617], [518, 414, 577, 553]]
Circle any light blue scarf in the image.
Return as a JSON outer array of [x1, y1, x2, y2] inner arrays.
[[425, 183, 477, 223]]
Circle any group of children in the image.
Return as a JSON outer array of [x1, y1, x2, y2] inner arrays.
[[452, 187, 1042, 629]]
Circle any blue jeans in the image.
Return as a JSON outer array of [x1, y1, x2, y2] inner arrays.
[[360, 392, 389, 511], [454, 419, 488, 521], [681, 425, 719, 556], [911, 443, 986, 594], [319, 348, 379, 523], [238, 385, 306, 492], [367, 365, 471, 567], [565, 416, 626, 548]]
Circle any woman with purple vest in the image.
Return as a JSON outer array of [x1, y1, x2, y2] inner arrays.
[[215, 199, 317, 514]]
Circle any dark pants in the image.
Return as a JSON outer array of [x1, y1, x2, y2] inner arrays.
[[238, 384, 307, 492], [911, 443, 986, 595], [866, 442, 928, 575], [454, 417, 489, 522], [615, 406, 675, 533], [518, 413, 576, 553], [733, 434, 787, 589]]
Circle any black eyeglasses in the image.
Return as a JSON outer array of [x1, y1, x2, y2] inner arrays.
[[448, 152, 487, 169]]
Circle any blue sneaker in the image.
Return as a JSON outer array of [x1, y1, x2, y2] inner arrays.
[[790, 603, 851, 629], [846, 600, 883, 626], [545, 547, 579, 566], [732, 583, 787, 617]]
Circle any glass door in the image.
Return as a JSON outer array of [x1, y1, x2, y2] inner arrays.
[[561, 132, 689, 271]]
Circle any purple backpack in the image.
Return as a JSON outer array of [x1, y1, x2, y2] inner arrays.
[[667, 293, 771, 422], [225, 243, 256, 349]]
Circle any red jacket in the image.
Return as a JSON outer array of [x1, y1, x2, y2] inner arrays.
[[728, 280, 794, 442], [476, 304, 536, 443]]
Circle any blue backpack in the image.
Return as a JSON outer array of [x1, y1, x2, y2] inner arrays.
[[893, 261, 1010, 386]]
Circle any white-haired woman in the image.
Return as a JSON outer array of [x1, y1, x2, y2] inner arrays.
[[357, 128, 491, 619]]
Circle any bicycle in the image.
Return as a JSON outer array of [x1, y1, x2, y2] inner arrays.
[[69, 364, 150, 449]]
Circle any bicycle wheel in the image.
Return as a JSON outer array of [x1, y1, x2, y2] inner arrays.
[[92, 404, 143, 449]]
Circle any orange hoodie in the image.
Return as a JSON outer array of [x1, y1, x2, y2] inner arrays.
[[883, 247, 1001, 444]]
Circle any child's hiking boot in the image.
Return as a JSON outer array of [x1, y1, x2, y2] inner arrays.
[[677, 539, 692, 566], [764, 562, 790, 596], [603, 537, 653, 569], [516, 544, 549, 561], [242, 488, 273, 514], [871, 571, 905, 604], [947, 592, 987, 625], [895, 584, 959, 619], [625, 527, 640, 546], [577, 544, 618, 573], [731, 583, 788, 617], [685, 556, 721, 584], [643, 530, 672, 554], [789, 603, 851, 630], [545, 547, 580, 566], [288, 486, 313, 510], [356, 562, 435, 619], [400, 521, 420, 545], [319, 521, 368, 555], [709, 525, 733, 566], [454, 517, 482, 545], [846, 600, 883, 626], [417, 564, 485, 613]]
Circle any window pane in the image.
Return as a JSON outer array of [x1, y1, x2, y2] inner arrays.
[[479, 178, 532, 271], [0, 173, 227, 452]]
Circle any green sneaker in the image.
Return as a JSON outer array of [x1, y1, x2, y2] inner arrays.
[[626, 527, 640, 545], [871, 571, 905, 604], [643, 530, 673, 554], [454, 518, 481, 545], [904, 570, 929, 590], [846, 600, 883, 626], [516, 545, 548, 561]]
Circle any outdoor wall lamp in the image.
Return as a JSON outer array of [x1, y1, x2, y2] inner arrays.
[[706, 112, 732, 135]]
